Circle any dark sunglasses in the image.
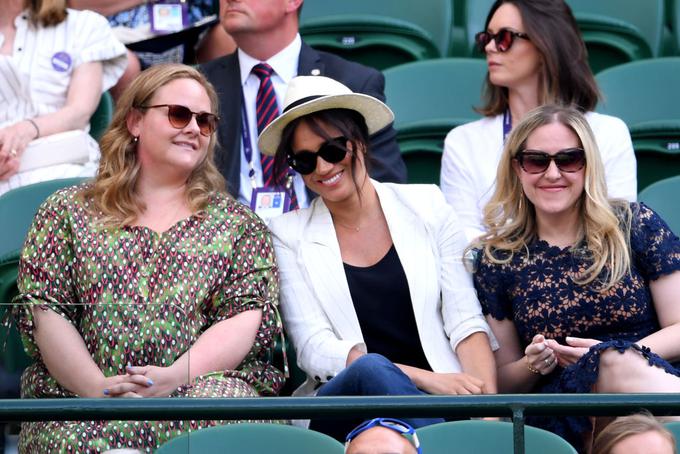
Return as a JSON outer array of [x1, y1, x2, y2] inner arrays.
[[475, 28, 530, 53], [515, 148, 586, 174], [287, 136, 349, 175], [346, 418, 421, 454], [139, 104, 218, 136]]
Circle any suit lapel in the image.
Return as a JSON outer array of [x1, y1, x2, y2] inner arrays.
[[298, 43, 326, 77], [211, 53, 244, 197], [300, 200, 363, 341]]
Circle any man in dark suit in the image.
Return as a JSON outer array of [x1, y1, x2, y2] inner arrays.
[[200, 0, 406, 205]]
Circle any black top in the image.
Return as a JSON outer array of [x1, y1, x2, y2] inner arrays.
[[344, 245, 431, 371]]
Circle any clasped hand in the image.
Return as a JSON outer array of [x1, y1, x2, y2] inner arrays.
[[96, 365, 186, 398], [525, 334, 601, 374], [0, 121, 36, 180]]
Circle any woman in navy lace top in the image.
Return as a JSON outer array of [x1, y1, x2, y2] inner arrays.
[[471, 104, 680, 451]]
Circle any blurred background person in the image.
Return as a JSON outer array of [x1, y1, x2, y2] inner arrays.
[[12, 64, 283, 452], [440, 0, 636, 241], [200, 0, 406, 213], [0, 0, 127, 196], [592, 413, 676, 454], [345, 418, 421, 454], [69, 0, 236, 100]]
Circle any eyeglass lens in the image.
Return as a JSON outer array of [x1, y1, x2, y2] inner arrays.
[[475, 28, 523, 52], [518, 148, 586, 174], [287, 136, 349, 175], [165, 105, 217, 136]]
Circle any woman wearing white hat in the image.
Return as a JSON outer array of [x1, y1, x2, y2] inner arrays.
[[260, 76, 498, 440]]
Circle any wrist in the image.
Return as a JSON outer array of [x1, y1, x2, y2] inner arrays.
[[25, 119, 40, 140], [524, 356, 541, 375]]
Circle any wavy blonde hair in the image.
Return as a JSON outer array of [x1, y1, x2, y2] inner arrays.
[[473, 104, 632, 290], [82, 64, 225, 227]]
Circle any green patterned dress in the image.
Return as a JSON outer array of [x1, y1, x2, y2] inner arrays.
[[12, 185, 284, 453]]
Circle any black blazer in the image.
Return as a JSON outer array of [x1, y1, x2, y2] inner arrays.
[[200, 42, 407, 198]]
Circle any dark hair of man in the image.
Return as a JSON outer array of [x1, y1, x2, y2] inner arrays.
[[273, 108, 371, 196], [478, 0, 600, 116]]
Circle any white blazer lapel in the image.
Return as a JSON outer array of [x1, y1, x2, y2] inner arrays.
[[299, 200, 364, 341], [375, 182, 440, 330]]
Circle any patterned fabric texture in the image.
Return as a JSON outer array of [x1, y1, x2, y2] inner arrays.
[[12, 184, 284, 453], [473, 202, 680, 451]]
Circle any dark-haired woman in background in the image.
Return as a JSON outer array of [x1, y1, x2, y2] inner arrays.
[[440, 0, 636, 241]]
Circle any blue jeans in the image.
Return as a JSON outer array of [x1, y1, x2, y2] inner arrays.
[[309, 353, 444, 441]]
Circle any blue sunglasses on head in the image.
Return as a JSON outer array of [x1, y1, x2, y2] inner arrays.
[[345, 418, 422, 454]]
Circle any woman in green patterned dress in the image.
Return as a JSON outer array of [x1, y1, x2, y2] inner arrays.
[[12, 63, 284, 452]]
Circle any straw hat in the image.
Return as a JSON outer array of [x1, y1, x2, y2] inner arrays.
[[257, 75, 394, 156]]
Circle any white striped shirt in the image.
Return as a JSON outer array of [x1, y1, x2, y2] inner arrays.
[[0, 8, 127, 195]]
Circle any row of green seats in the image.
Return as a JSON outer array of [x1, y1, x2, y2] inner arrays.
[[300, 0, 677, 73]]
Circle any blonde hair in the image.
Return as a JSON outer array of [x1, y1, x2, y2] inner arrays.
[[26, 0, 67, 26], [472, 104, 631, 290], [82, 64, 225, 227], [592, 413, 676, 454]]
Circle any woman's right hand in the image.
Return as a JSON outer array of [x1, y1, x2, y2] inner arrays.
[[418, 371, 486, 395], [82, 373, 154, 398], [524, 334, 557, 375]]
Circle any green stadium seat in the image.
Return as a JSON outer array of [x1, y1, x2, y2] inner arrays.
[[299, 0, 453, 70], [0, 178, 88, 375], [0, 178, 88, 259], [383, 58, 487, 184], [416, 420, 578, 454], [566, 0, 664, 73], [89, 91, 114, 142], [596, 58, 680, 190], [665, 421, 680, 451], [155, 423, 345, 453], [458, 0, 495, 56], [638, 175, 680, 235]]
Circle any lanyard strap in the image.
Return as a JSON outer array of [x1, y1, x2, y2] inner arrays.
[[502, 109, 512, 143], [240, 99, 258, 189]]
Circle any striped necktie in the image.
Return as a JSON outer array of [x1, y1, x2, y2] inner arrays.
[[252, 63, 297, 209]]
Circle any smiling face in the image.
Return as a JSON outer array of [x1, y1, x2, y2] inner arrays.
[[484, 2, 543, 92], [128, 78, 213, 180], [291, 119, 366, 206], [513, 121, 585, 226]]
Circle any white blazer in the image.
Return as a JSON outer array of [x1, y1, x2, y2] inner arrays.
[[269, 181, 497, 396]]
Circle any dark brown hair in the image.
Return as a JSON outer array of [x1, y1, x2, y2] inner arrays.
[[478, 0, 600, 116], [273, 108, 371, 196], [26, 0, 67, 27]]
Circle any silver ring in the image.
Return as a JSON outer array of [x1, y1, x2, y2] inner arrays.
[[9, 149, 17, 158], [544, 358, 551, 366]]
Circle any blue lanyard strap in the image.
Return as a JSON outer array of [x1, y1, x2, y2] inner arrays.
[[240, 99, 258, 187], [502, 109, 512, 143]]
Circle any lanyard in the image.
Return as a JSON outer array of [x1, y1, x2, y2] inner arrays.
[[240, 99, 258, 189], [240, 97, 295, 192], [502, 109, 512, 143]]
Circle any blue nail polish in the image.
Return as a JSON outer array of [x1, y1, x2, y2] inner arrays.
[[103, 389, 109, 395]]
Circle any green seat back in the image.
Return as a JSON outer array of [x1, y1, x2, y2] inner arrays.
[[638, 175, 680, 235], [567, 0, 664, 72], [596, 58, 680, 190], [0, 178, 88, 259], [155, 423, 345, 453], [665, 421, 680, 451], [89, 91, 114, 141], [417, 420, 577, 454], [384, 58, 487, 184], [461, 0, 664, 72], [299, 0, 452, 70]]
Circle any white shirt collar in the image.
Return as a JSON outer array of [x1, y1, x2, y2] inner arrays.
[[237, 34, 302, 86]]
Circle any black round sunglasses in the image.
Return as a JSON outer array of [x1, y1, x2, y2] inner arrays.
[[475, 28, 530, 53], [287, 136, 349, 175]]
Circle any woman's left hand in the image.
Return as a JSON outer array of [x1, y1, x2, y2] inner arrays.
[[545, 337, 600, 367], [121, 365, 186, 398]]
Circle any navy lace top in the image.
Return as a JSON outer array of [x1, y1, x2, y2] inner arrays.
[[473, 203, 680, 451]]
